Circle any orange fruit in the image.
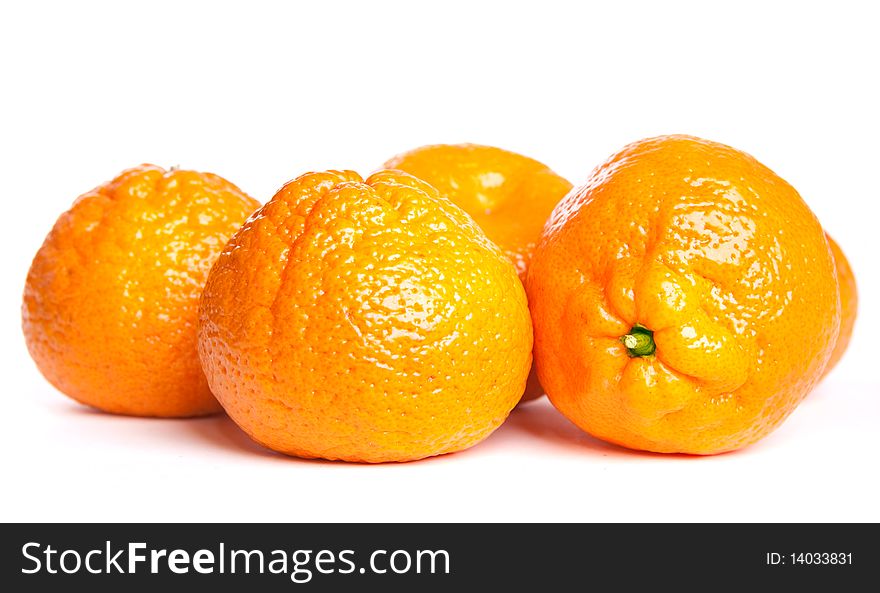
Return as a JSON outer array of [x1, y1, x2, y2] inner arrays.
[[384, 144, 572, 402], [197, 169, 533, 463], [22, 165, 259, 417], [823, 234, 857, 375], [526, 135, 841, 454]]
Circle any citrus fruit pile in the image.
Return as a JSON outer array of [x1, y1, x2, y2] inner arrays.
[[23, 136, 857, 461]]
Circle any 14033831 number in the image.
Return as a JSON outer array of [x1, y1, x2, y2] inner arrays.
[[790, 552, 853, 565]]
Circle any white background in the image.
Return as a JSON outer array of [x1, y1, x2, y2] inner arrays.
[[1, 1, 878, 522]]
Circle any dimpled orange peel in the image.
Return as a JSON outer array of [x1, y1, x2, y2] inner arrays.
[[22, 165, 260, 417], [823, 235, 858, 376], [384, 144, 572, 402], [526, 135, 841, 454], [197, 169, 533, 463]]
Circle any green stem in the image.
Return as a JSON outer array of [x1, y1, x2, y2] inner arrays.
[[620, 324, 656, 357]]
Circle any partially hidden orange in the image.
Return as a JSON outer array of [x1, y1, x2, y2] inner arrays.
[[384, 144, 572, 402], [23, 165, 259, 417], [823, 235, 857, 376], [197, 169, 533, 463], [526, 135, 841, 454]]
